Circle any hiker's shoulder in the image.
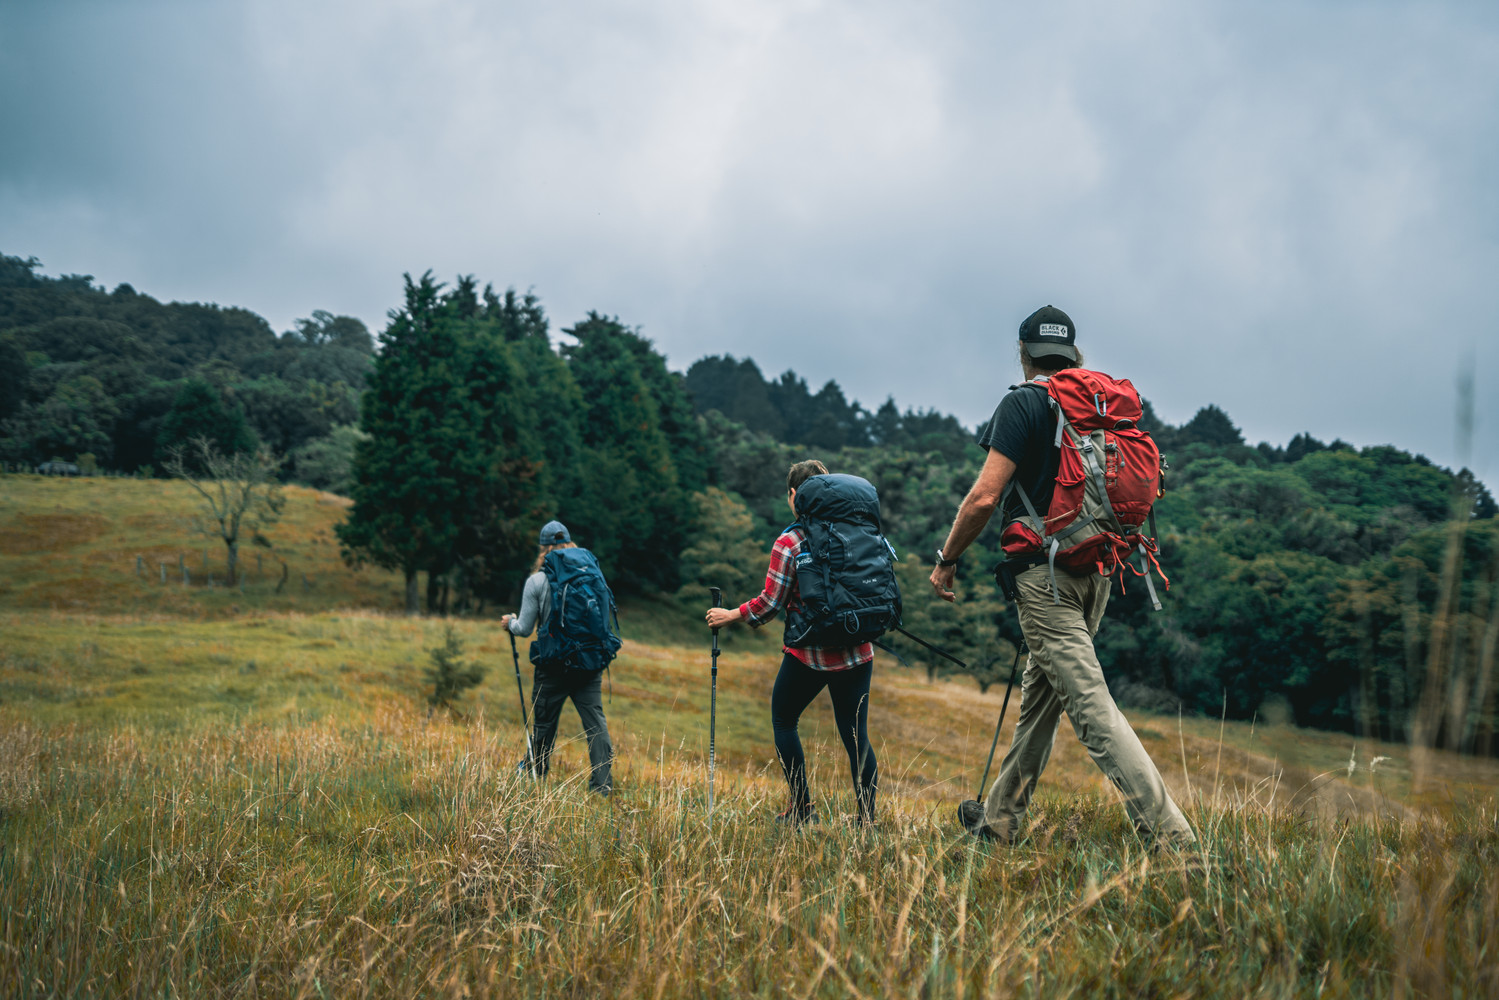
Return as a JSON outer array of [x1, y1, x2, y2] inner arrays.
[[985, 381, 1050, 427], [773, 525, 807, 549], [1004, 379, 1051, 403]]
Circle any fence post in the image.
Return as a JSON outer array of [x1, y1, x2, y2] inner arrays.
[[184, 568, 191, 586], [136, 556, 143, 577], [160, 562, 166, 584]]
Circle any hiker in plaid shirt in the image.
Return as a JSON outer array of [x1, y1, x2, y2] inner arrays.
[[704, 459, 879, 826]]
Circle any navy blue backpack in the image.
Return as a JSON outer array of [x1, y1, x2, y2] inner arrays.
[[530, 548, 623, 671]]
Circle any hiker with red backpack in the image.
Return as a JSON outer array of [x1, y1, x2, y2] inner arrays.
[[930, 306, 1195, 848], [501, 520, 622, 797]]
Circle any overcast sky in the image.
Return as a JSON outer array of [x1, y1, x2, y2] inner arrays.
[[3, 0, 1496, 479]]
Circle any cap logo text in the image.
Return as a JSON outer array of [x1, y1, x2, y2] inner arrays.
[[1038, 323, 1069, 338]]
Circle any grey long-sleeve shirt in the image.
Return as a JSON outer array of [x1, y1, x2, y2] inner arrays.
[[506, 571, 549, 636]]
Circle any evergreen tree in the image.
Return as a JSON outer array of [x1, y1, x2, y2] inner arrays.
[[337, 272, 460, 613], [154, 380, 257, 469], [424, 625, 485, 710], [338, 272, 557, 614], [1176, 404, 1244, 447], [562, 313, 686, 591], [0, 336, 23, 421]]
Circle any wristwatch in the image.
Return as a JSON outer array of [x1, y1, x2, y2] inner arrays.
[[935, 547, 959, 567]]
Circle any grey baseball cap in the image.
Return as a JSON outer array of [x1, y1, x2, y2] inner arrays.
[[537, 520, 571, 545], [1018, 305, 1079, 361]]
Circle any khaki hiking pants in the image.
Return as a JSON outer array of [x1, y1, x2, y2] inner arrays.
[[981, 564, 1195, 846]]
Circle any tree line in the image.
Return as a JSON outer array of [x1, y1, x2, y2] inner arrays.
[[3, 251, 1496, 754], [0, 253, 371, 490]]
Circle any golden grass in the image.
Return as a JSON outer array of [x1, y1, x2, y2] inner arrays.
[[0, 474, 405, 615], [3, 474, 1499, 996], [3, 696, 1497, 998]]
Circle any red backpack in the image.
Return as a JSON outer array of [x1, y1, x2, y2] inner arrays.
[[999, 370, 1169, 608]]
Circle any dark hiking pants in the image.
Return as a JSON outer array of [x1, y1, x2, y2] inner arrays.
[[528, 662, 613, 794], [771, 653, 877, 820]]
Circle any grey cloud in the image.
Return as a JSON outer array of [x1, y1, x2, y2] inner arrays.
[[2, 0, 1495, 478]]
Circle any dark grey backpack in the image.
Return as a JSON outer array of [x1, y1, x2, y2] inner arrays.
[[783, 474, 903, 648]]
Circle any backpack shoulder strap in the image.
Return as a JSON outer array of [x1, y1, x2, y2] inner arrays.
[[1007, 378, 1050, 393], [1007, 379, 1068, 447], [1002, 478, 1047, 543]]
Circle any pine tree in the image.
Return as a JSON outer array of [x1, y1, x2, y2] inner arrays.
[[338, 273, 562, 614], [562, 313, 686, 591], [337, 272, 460, 613], [424, 625, 485, 710], [154, 380, 257, 469]]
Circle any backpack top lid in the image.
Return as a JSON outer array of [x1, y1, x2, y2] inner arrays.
[[793, 473, 882, 528], [1040, 369, 1144, 432], [543, 546, 601, 580]]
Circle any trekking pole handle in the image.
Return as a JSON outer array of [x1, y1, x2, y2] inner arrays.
[[709, 587, 722, 633]]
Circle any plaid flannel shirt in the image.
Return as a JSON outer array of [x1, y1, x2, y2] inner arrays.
[[739, 526, 873, 671]]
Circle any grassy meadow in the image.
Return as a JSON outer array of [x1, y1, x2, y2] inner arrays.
[[2, 473, 1497, 997]]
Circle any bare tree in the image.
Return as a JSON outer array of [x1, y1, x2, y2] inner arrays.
[[165, 437, 285, 585]]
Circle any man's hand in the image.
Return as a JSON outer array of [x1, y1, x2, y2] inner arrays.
[[705, 607, 741, 629], [929, 448, 1016, 605], [499, 614, 514, 628], [929, 563, 958, 603]]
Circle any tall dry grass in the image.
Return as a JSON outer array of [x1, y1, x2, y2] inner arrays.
[[3, 704, 1496, 999]]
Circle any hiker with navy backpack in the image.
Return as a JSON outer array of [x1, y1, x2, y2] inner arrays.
[[501, 520, 622, 796], [929, 306, 1195, 849], [704, 460, 902, 827]]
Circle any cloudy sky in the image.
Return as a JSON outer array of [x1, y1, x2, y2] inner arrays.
[[3, 0, 1496, 479]]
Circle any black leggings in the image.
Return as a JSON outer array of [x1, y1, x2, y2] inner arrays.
[[770, 654, 877, 820]]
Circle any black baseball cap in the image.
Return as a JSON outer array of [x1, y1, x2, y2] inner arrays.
[[1018, 305, 1078, 361]]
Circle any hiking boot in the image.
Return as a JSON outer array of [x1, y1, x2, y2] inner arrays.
[[957, 799, 1003, 841], [775, 804, 818, 827]]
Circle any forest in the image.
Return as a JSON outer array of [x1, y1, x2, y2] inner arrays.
[[2, 252, 1496, 754]]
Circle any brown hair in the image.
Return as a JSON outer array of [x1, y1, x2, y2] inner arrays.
[[531, 541, 577, 574], [1018, 343, 1085, 376], [786, 459, 829, 494]]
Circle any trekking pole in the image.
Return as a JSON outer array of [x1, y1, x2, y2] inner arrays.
[[508, 631, 534, 770], [708, 587, 722, 821], [976, 640, 1026, 801]]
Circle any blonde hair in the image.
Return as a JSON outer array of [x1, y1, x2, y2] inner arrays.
[[532, 541, 577, 574]]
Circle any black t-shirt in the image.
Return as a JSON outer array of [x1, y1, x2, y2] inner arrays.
[[975, 382, 1057, 526]]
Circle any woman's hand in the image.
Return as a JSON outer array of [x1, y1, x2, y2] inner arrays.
[[499, 614, 514, 628], [705, 607, 741, 629]]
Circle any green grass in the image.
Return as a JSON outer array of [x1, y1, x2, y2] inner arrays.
[[3, 473, 1499, 996]]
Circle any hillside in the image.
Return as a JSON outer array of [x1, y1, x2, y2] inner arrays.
[[2, 472, 1495, 810], [7, 254, 1497, 753], [3, 474, 1499, 995]]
